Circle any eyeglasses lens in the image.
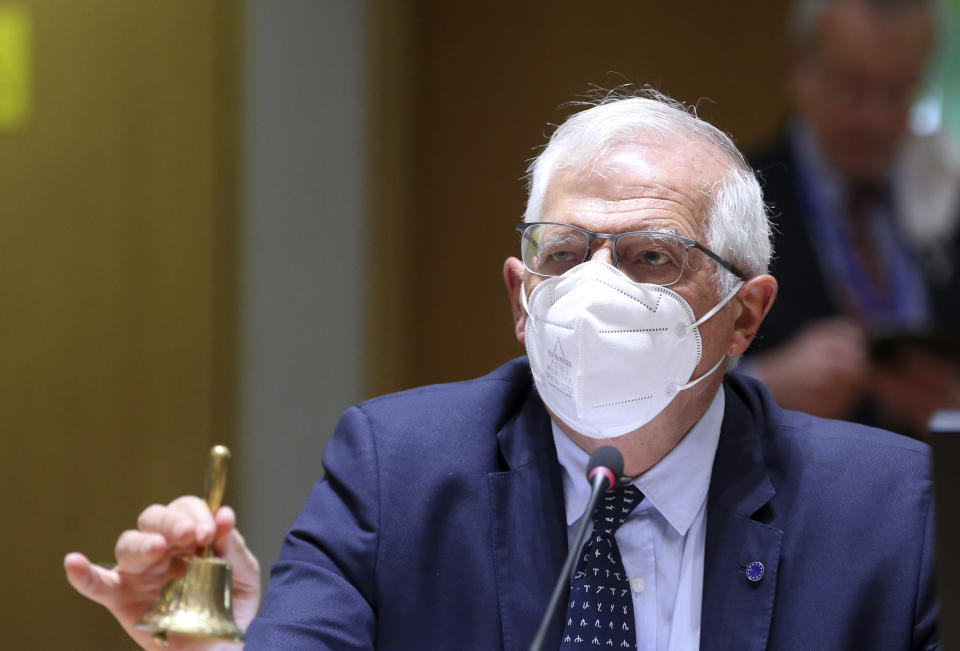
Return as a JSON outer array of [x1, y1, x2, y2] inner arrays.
[[521, 224, 686, 286]]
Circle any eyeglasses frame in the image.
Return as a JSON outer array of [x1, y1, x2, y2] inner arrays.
[[515, 221, 747, 285]]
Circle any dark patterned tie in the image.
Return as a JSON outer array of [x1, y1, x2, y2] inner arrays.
[[560, 485, 643, 649]]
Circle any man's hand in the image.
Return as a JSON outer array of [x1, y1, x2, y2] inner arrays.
[[64, 496, 261, 651], [752, 317, 870, 419], [872, 345, 960, 439]]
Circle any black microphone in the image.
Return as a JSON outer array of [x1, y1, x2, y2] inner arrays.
[[528, 445, 624, 651]]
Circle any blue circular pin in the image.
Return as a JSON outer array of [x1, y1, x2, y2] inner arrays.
[[745, 561, 765, 582]]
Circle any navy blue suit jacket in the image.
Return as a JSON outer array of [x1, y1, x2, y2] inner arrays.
[[245, 358, 938, 650]]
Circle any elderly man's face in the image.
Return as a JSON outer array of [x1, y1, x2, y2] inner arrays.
[[503, 135, 776, 470], [522, 139, 736, 381], [788, 1, 933, 182]]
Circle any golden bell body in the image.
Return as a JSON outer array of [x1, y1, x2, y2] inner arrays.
[[135, 556, 245, 645]]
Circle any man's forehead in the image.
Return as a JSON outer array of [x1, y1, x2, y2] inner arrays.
[[591, 139, 728, 184], [544, 139, 728, 212], [536, 149, 725, 244]]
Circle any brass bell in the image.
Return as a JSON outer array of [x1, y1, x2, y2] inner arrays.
[[135, 445, 245, 646]]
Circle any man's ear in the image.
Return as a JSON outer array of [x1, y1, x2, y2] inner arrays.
[[503, 257, 528, 344], [727, 274, 778, 357]]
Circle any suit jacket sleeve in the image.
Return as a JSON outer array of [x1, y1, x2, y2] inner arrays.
[[244, 405, 379, 649], [916, 487, 940, 651]]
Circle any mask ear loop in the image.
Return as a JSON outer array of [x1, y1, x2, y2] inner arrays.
[[519, 278, 534, 322], [667, 280, 745, 397], [672, 354, 728, 396], [691, 280, 744, 328]]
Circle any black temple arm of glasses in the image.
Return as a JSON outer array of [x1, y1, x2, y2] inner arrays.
[[692, 242, 747, 280], [517, 223, 539, 247]]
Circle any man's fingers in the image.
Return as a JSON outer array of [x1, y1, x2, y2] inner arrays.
[[811, 317, 867, 342], [123, 501, 241, 574], [136, 504, 197, 547], [213, 508, 258, 588], [217, 527, 261, 629], [168, 495, 218, 545], [114, 530, 171, 573], [212, 505, 237, 552], [222, 529, 259, 581], [136, 496, 216, 548], [64, 552, 121, 608]]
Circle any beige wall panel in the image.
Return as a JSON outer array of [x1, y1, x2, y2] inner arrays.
[[0, 1, 238, 648]]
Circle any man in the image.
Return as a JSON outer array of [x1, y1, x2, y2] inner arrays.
[[65, 92, 938, 649], [749, 0, 960, 435]]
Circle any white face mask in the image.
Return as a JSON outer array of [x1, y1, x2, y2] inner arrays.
[[521, 261, 742, 439]]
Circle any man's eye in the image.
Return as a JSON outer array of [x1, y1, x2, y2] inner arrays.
[[638, 249, 671, 266], [545, 249, 578, 263]]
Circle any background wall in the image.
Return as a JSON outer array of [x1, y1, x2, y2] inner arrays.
[[0, 1, 239, 648]]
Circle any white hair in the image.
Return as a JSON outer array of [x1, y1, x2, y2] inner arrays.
[[523, 89, 772, 298]]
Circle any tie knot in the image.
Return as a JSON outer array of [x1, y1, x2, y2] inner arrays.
[[590, 485, 642, 536]]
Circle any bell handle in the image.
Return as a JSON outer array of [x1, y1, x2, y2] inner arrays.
[[203, 445, 231, 556]]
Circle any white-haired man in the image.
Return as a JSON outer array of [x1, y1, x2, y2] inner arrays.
[[65, 92, 938, 650]]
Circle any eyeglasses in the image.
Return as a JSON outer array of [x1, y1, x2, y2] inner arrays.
[[516, 221, 746, 286]]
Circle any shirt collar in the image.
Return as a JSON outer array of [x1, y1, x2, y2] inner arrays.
[[552, 388, 724, 536]]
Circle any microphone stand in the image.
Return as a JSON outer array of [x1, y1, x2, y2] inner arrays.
[[527, 470, 611, 651]]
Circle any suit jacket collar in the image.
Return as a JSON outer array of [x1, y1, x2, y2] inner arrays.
[[489, 385, 568, 651], [700, 374, 782, 651]]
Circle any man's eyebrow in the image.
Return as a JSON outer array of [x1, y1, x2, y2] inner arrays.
[[624, 225, 682, 237], [547, 233, 583, 243]]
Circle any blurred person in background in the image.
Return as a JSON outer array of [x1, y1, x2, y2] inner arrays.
[[749, 0, 960, 438]]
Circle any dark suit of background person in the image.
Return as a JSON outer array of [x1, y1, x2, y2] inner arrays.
[[747, 0, 960, 438], [244, 358, 938, 650], [750, 132, 960, 434]]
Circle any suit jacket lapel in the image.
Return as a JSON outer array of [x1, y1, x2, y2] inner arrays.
[[701, 378, 782, 651], [489, 388, 567, 651]]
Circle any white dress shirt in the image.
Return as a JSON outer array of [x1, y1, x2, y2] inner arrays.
[[552, 388, 724, 651]]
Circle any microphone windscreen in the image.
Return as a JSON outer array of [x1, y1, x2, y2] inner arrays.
[[586, 445, 624, 482]]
